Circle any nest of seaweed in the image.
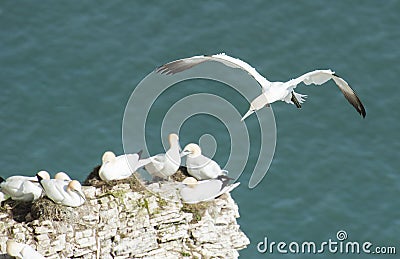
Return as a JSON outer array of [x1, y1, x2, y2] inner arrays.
[[171, 166, 191, 182], [0, 165, 199, 223], [181, 201, 214, 223], [84, 165, 191, 192], [31, 197, 82, 222]]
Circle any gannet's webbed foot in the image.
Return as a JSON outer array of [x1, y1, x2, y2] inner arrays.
[[291, 92, 302, 108]]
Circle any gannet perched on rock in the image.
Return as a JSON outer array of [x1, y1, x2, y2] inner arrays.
[[54, 172, 72, 181], [181, 143, 227, 180], [144, 133, 181, 180], [0, 171, 50, 202], [156, 53, 366, 120], [99, 150, 149, 181], [37, 173, 85, 207], [180, 176, 240, 204]]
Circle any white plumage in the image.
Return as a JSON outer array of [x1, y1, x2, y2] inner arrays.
[[144, 133, 181, 179], [0, 171, 50, 202], [99, 150, 149, 181], [180, 176, 240, 204], [38, 175, 85, 207], [181, 143, 226, 180], [156, 53, 366, 120]]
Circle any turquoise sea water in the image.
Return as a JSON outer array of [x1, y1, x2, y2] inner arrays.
[[1, 1, 399, 258]]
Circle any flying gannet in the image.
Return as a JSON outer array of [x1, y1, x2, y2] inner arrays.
[[156, 53, 366, 120]]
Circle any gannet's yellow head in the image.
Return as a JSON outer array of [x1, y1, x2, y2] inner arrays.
[[181, 143, 202, 158], [182, 177, 198, 188], [168, 133, 179, 147], [68, 180, 85, 200], [241, 93, 270, 121], [54, 172, 71, 181], [102, 151, 116, 164]]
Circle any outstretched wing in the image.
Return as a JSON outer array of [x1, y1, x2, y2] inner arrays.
[[155, 53, 270, 90], [155, 55, 209, 75], [286, 70, 366, 117]]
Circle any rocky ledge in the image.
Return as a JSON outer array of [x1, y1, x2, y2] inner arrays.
[[0, 175, 249, 258]]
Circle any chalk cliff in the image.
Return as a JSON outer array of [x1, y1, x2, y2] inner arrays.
[[0, 177, 249, 258]]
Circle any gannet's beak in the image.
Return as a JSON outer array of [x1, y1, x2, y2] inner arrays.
[[180, 150, 190, 157], [241, 109, 255, 121], [76, 190, 86, 201]]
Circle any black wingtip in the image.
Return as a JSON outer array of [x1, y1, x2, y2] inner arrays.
[[359, 102, 366, 118], [154, 65, 166, 75], [0, 177, 5, 183], [154, 65, 165, 74], [361, 108, 366, 118], [36, 173, 43, 187], [217, 175, 234, 188], [137, 150, 143, 159], [36, 173, 45, 189], [36, 173, 43, 182], [354, 99, 366, 118]]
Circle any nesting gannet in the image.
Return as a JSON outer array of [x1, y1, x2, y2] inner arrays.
[[179, 176, 240, 204], [6, 240, 45, 259], [54, 172, 72, 181], [0, 171, 50, 202], [99, 150, 149, 181], [144, 133, 181, 180], [181, 143, 227, 180], [37, 173, 85, 207], [156, 53, 366, 120]]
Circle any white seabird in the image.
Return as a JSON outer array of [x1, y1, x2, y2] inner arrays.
[[6, 240, 46, 259], [54, 172, 72, 181], [0, 171, 50, 202], [181, 143, 227, 180], [99, 150, 149, 181], [144, 133, 181, 180], [180, 176, 240, 204], [156, 53, 366, 120], [37, 173, 85, 207]]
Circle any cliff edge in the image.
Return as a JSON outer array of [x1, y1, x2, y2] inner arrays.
[[0, 176, 249, 258]]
